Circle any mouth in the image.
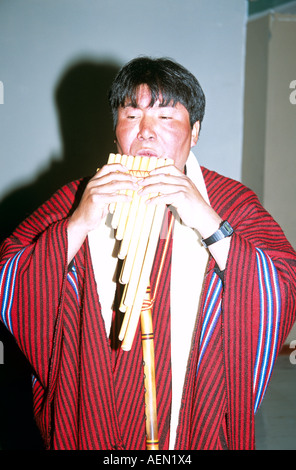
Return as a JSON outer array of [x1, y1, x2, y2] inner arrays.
[[135, 149, 159, 158]]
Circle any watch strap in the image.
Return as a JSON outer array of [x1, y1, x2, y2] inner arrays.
[[201, 220, 233, 248]]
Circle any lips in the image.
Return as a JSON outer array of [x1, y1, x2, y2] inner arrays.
[[135, 149, 159, 158]]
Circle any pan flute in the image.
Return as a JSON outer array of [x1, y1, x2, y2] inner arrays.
[[107, 153, 173, 351]]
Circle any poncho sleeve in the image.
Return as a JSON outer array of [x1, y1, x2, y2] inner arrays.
[[0, 181, 81, 389], [203, 167, 296, 449]]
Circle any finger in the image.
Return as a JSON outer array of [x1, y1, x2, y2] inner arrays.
[[85, 182, 138, 209], [90, 170, 139, 191], [138, 168, 187, 187], [144, 191, 182, 207], [89, 191, 134, 205], [149, 164, 180, 176], [94, 163, 138, 181], [137, 177, 189, 197]]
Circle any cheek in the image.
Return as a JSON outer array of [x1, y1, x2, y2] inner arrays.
[[115, 124, 131, 150], [170, 128, 192, 151], [167, 129, 193, 169]]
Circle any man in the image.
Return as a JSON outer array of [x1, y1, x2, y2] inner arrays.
[[0, 57, 296, 450]]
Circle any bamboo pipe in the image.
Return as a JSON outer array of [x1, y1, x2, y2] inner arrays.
[[141, 284, 159, 450], [108, 153, 122, 215], [116, 155, 141, 240]]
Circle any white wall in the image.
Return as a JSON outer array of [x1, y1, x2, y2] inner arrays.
[[243, 9, 296, 346], [243, 8, 296, 249], [0, 0, 247, 205]]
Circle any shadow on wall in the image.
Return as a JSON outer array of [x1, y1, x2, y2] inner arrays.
[[0, 58, 120, 449], [0, 59, 120, 242]]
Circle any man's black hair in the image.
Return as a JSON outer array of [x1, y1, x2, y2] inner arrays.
[[108, 56, 205, 129]]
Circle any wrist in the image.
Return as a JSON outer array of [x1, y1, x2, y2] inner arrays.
[[201, 220, 234, 248], [67, 215, 89, 265], [68, 214, 89, 240]]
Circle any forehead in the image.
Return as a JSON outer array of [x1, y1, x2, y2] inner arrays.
[[123, 84, 175, 109]]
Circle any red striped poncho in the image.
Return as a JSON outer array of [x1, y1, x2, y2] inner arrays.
[[1, 167, 296, 450]]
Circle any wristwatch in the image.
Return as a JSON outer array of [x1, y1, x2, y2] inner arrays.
[[201, 220, 234, 248]]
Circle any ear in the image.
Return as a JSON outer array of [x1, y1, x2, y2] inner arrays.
[[190, 121, 200, 147]]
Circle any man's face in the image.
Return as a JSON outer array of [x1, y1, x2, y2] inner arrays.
[[115, 85, 199, 171]]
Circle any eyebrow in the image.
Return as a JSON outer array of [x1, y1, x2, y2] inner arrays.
[[122, 102, 138, 108], [122, 100, 176, 109]]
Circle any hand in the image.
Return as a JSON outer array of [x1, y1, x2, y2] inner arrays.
[[137, 163, 231, 271], [67, 163, 138, 263], [137, 164, 220, 235]]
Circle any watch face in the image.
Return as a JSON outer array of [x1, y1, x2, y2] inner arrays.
[[223, 221, 233, 236]]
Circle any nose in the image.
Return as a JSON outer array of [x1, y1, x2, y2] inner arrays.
[[137, 115, 156, 141]]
